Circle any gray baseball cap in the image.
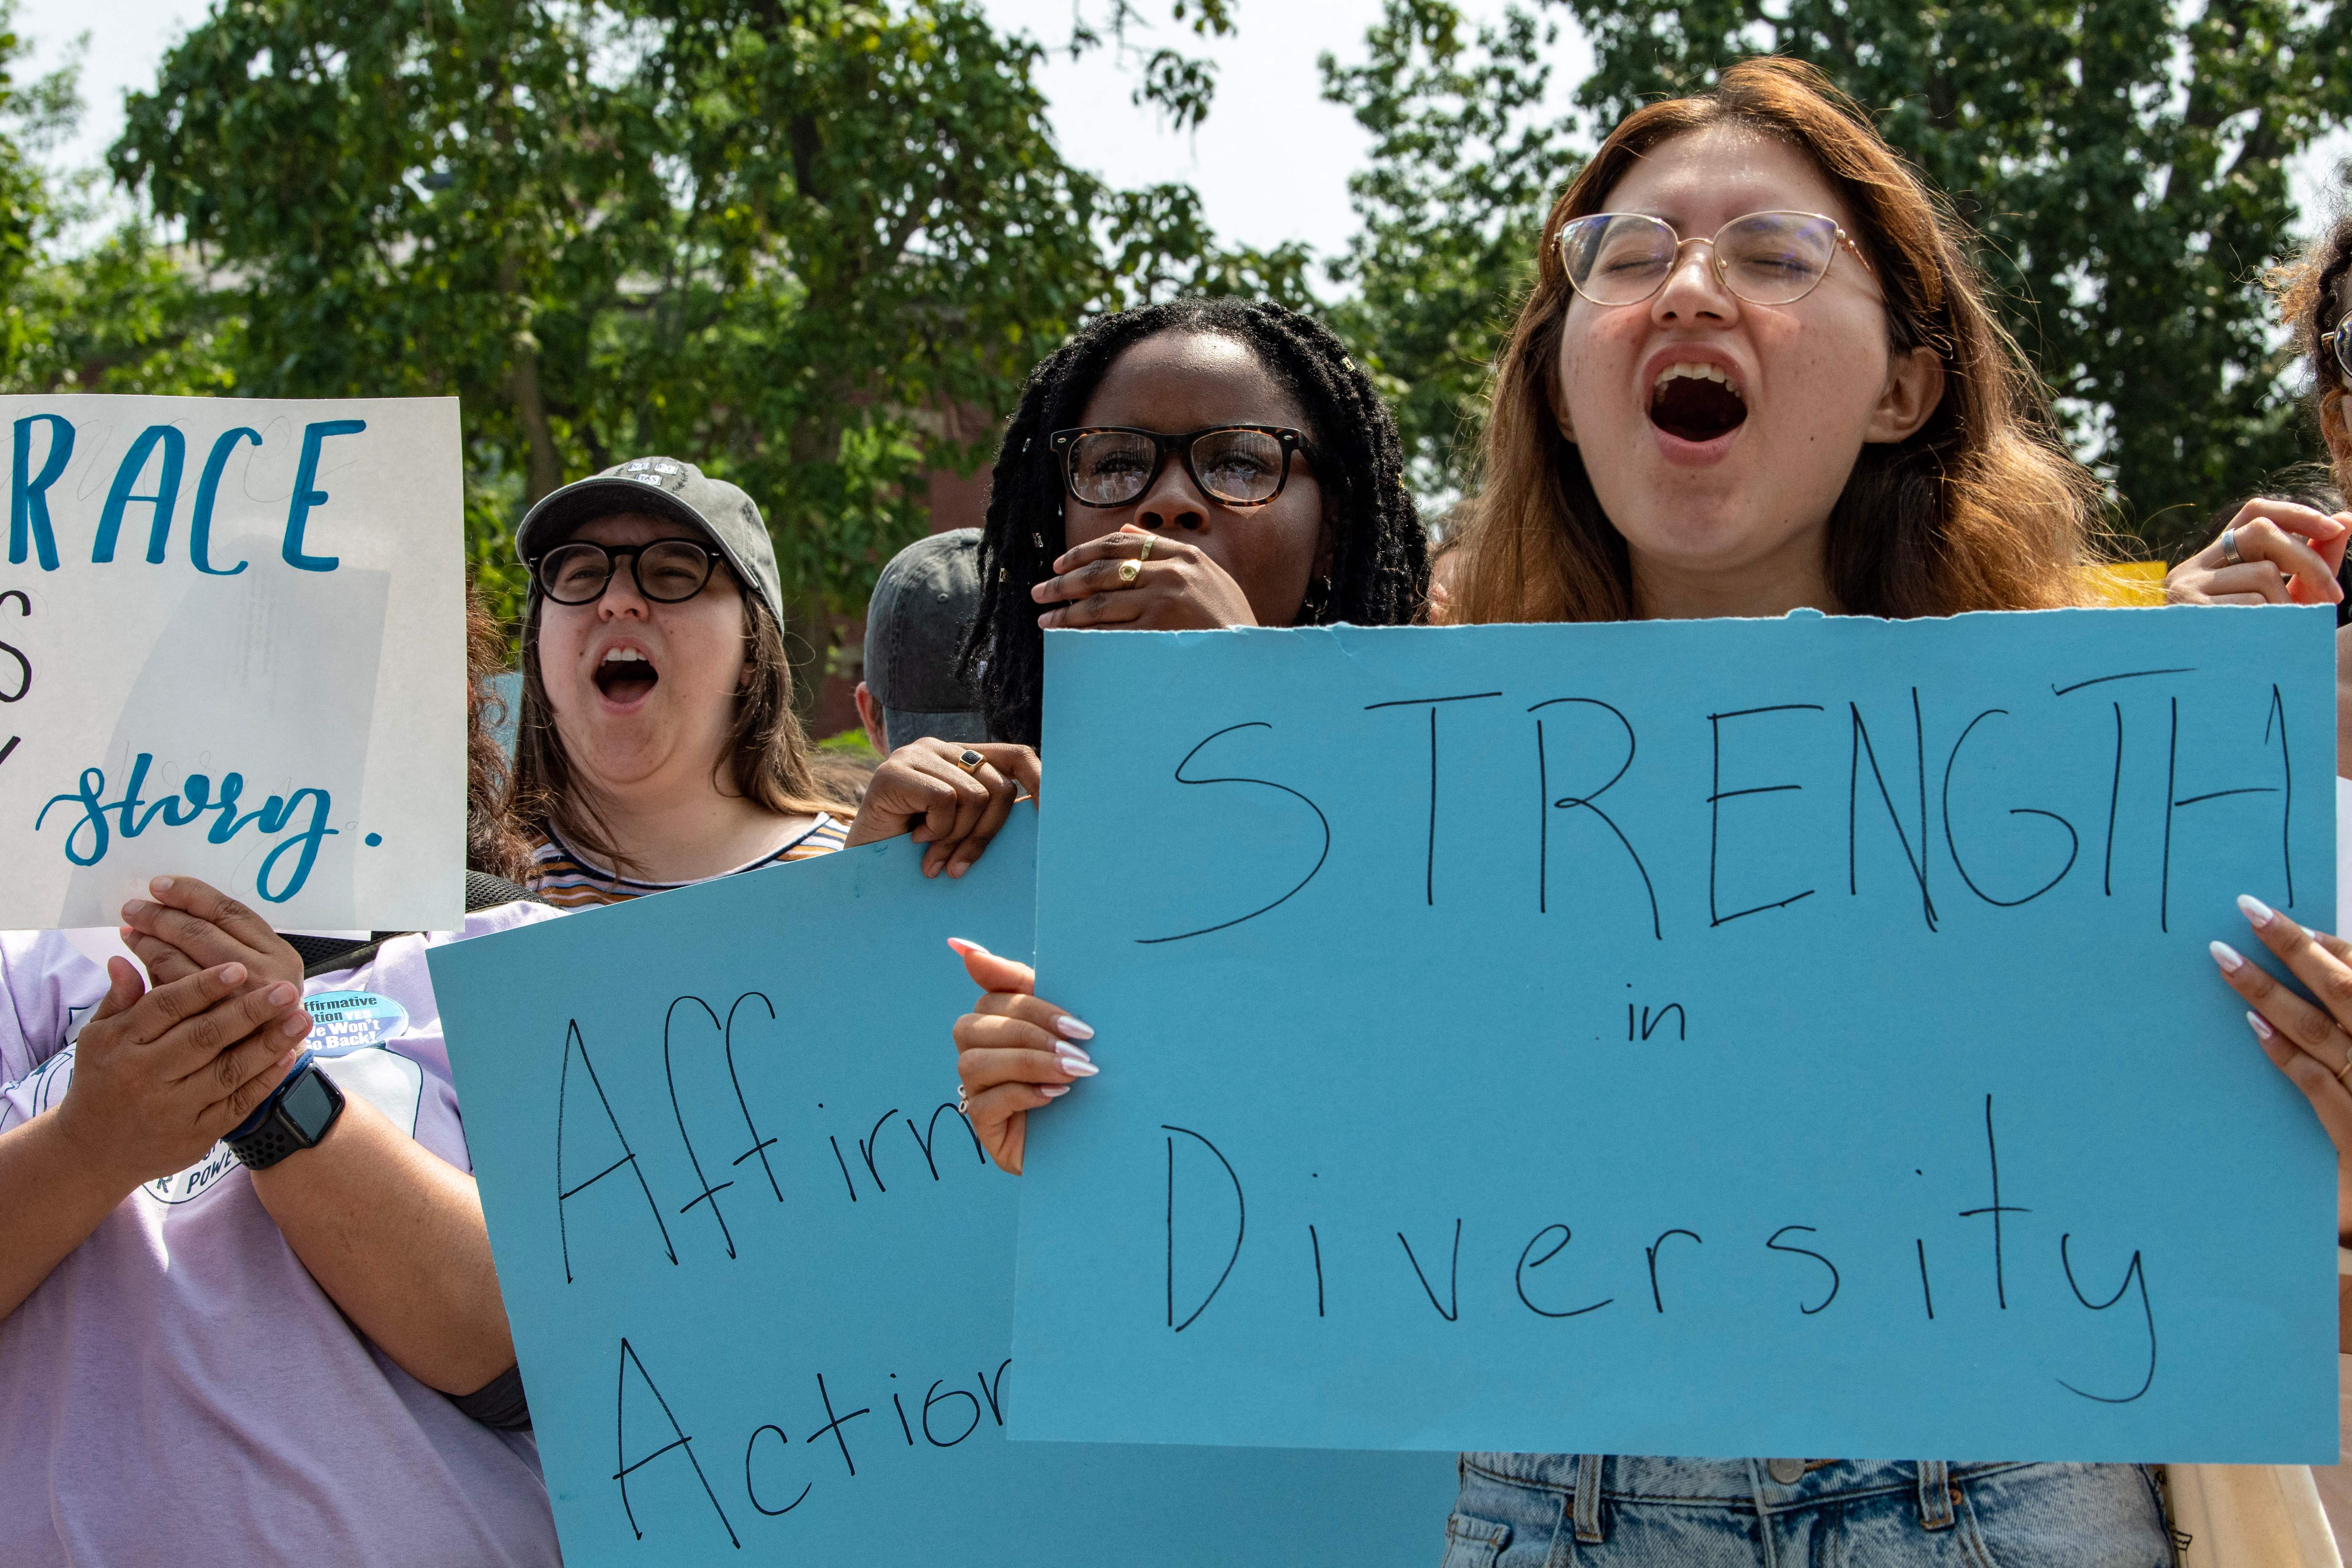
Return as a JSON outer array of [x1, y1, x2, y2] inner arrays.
[[513, 456, 784, 628], [864, 529, 988, 747]]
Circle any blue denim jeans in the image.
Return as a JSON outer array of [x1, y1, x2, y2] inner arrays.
[[1442, 1454, 2172, 1567]]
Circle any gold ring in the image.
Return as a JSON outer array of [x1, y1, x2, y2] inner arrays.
[[1118, 559, 1142, 585], [2335, 1052, 2352, 1087], [1137, 536, 1154, 561], [954, 749, 985, 776]]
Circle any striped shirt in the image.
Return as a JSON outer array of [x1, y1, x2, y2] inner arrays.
[[523, 814, 848, 909]]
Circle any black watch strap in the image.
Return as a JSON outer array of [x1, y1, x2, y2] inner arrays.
[[226, 1056, 346, 1170]]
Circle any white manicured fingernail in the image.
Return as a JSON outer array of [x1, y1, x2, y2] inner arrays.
[[2246, 1010, 2276, 1041], [1054, 1015, 1094, 1041], [1040, 1085, 1071, 1098], [945, 937, 989, 958], [2239, 894, 2276, 927], [2210, 940, 2246, 973], [1056, 1047, 1097, 1077]]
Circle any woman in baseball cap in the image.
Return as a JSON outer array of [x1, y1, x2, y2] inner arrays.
[[510, 457, 1036, 907]]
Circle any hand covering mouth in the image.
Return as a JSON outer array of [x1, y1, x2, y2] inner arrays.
[[1649, 362, 1748, 442], [593, 647, 659, 701]]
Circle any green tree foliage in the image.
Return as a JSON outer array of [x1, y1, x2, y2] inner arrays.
[[113, 0, 1301, 645], [1324, 0, 2352, 549]]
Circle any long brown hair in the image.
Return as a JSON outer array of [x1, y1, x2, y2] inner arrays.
[[465, 582, 535, 882], [1453, 57, 2100, 626], [2269, 211, 2352, 493], [510, 577, 853, 877]]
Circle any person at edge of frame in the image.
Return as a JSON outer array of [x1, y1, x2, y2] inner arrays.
[[0, 580, 565, 1565], [946, 57, 2352, 1568]]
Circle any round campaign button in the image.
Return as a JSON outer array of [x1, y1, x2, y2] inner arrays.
[[302, 990, 411, 1055]]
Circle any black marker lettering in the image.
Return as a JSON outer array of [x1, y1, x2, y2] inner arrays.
[[890, 1377, 914, 1445], [744, 1425, 811, 1516], [1529, 697, 1660, 937], [1397, 1218, 1463, 1323], [1707, 705, 1824, 926], [1139, 723, 1329, 944], [1847, 691, 1937, 929], [1165, 1124, 1246, 1332], [1764, 1225, 1841, 1314], [555, 1020, 676, 1283], [1646, 1228, 1702, 1312], [2164, 695, 2285, 930], [1943, 710, 2079, 907], [858, 1106, 900, 1194], [922, 1381, 983, 1447], [1366, 691, 1503, 904], [2057, 1234, 2157, 1403], [907, 1100, 987, 1179], [1958, 1094, 2029, 1309], [1514, 1223, 1612, 1318], [721, 992, 783, 1203], [805, 1372, 870, 1477], [614, 1339, 738, 1548], [0, 588, 28, 703], [1639, 1004, 1686, 1042], [662, 997, 737, 1258], [975, 1359, 1013, 1426]]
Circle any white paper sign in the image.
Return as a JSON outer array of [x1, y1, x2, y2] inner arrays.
[[0, 395, 465, 930]]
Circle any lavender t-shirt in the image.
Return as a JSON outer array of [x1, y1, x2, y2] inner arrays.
[[0, 906, 565, 1567]]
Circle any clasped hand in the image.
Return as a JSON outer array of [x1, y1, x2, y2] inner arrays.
[[53, 875, 315, 1192]]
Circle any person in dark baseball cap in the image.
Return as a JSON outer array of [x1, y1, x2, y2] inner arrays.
[[506, 457, 1038, 904], [856, 529, 989, 752]]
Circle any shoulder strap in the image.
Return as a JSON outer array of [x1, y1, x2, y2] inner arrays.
[[294, 871, 549, 978]]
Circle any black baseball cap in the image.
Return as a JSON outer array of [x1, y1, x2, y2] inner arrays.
[[513, 456, 784, 629], [864, 529, 988, 747]]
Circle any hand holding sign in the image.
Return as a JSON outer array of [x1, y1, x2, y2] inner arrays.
[[847, 740, 1042, 879], [2213, 897, 2352, 1239], [948, 938, 1097, 1174], [116, 875, 306, 994]]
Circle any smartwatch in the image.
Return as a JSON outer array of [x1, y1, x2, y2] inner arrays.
[[225, 1051, 346, 1170]]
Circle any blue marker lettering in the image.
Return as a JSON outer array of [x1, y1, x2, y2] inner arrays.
[[282, 419, 364, 573], [91, 425, 186, 565], [35, 756, 338, 901], [189, 428, 257, 576], [10, 414, 71, 571]]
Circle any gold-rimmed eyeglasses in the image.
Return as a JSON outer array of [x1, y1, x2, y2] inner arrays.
[[1555, 210, 1876, 307]]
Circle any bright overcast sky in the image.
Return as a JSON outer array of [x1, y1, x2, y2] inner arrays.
[[19, 0, 1563, 264], [13, 0, 2348, 258]]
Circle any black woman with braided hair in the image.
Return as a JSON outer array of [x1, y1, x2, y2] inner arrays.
[[958, 296, 1430, 749], [948, 297, 1430, 1169]]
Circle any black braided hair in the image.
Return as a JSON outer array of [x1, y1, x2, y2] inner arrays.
[[961, 298, 1429, 747]]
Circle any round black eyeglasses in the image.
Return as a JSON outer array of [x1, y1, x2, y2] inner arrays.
[[533, 539, 720, 605], [1049, 425, 1317, 509]]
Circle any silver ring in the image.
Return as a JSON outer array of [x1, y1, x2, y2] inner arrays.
[[956, 1081, 970, 1116], [2221, 526, 2244, 567]]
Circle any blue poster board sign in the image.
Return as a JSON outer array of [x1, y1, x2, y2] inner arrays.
[[1013, 608, 2339, 1462], [429, 808, 1456, 1565]]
